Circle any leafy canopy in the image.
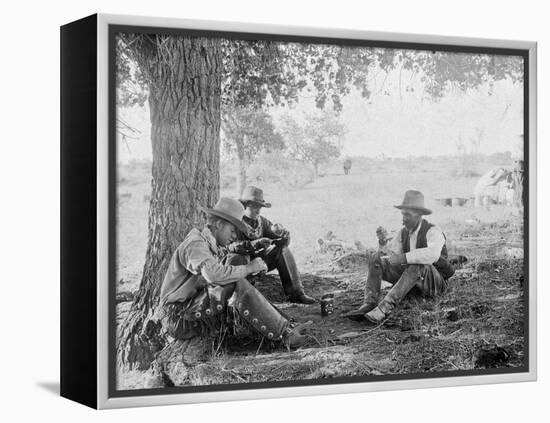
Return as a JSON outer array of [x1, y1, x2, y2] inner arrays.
[[116, 33, 524, 115], [279, 111, 345, 167]]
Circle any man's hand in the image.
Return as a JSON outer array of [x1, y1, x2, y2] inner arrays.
[[388, 253, 407, 265], [251, 237, 272, 250], [270, 223, 291, 247], [228, 241, 255, 255], [280, 229, 291, 247], [247, 258, 268, 275], [376, 226, 388, 245]]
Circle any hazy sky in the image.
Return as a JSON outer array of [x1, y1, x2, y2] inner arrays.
[[117, 61, 523, 163]]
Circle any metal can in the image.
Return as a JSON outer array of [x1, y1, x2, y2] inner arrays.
[[321, 294, 334, 316]]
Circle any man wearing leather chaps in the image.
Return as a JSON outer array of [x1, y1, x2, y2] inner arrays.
[[157, 197, 308, 348]]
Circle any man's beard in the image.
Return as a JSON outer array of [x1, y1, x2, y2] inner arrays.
[[404, 219, 420, 231]]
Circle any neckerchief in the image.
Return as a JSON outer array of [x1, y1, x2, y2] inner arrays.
[[242, 215, 263, 240]]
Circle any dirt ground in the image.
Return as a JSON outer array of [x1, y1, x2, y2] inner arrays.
[[116, 157, 525, 389]]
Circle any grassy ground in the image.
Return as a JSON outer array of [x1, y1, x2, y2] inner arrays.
[[116, 156, 525, 389]]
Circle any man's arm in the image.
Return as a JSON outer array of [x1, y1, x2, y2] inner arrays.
[[227, 240, 255, 255], [405, 226, 445, 264], [382, 229, 403, 255], [227, 225, 262, 254], [260, 216, 279, 239], [180, 240, 249, 285]]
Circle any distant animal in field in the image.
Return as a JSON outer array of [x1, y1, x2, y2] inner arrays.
[[474, 168, 515, 207], [343, 159, 352, 175]]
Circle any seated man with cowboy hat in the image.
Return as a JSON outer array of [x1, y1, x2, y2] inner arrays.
[[226, 186, 316, 305], [344, 190, 455, 324], [158, 197, 309, 348]]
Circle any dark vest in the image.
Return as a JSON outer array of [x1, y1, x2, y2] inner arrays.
[[401, 219, 455, 279]]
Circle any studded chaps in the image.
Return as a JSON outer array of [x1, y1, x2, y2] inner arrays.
[[162, 275, 289, 341]]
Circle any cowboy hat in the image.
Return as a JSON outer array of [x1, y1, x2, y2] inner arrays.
[[394, 190, 432, 215], [239, 185, 272, 208], [200, 197, 247, 232]]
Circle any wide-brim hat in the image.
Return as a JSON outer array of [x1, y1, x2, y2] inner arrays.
[[200, 197, 247, 233], [394, 190, 432, 215], [239, 185, 271, 208]]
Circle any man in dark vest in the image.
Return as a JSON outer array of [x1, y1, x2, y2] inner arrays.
[[226, 186, 316, 304], [344, 190, 455, 324]]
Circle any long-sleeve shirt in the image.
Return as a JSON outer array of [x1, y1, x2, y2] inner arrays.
[[228, 215, 281, 253], [160, 227, 249, 305], [384, 219, 446, 265]]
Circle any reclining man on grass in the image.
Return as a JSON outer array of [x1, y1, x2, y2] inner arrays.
[[225, 186, 316, 305], [344, 190, 455, 324], [158, 197, 309, 349]]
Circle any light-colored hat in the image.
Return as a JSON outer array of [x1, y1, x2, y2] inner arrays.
[[394, 190, 432, 215], [200, 197, 247, 232], [239, 185, 272, 208]]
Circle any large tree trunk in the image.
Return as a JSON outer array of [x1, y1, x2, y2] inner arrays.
[[235, 136, 247, 196], [117, 36, 222, 373]]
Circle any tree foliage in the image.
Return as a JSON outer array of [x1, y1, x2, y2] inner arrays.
[[280, 111, 345, 177], [395, 50, 524, 99], [116, 35, 524, 112], [222, 105, 284, 193], [222, 106, 284, 159]]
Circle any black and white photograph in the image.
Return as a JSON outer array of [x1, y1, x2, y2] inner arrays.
[[5, 0, 550, 419], [112, 25, 529, 393]]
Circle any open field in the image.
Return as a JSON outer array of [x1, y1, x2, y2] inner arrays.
[[116, 155, 525, 389]]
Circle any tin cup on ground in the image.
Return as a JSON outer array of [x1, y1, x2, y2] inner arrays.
[[321, 294, 335, 316]]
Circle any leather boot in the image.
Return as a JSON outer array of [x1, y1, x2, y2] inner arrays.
[[344, 257, 383, 320], [342, 301, 377, 321], [282, 324, 311, 349], [364, 306, 388, 325], [288, 292, 316, 304], [278, 247, 316, 304], [283, 329, 309, 349]]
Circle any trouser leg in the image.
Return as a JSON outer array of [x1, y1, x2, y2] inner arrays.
[[264, 245, 304, 296], [361, 258, 405, 307], [378, 264, 446, 314], [345, 256, 396, 318], [362, 267, 383, 307], [381, 259, 406, 284]]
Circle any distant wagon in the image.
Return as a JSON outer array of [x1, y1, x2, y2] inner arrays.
[[474, 167, 520, 207], [434, 197, 469, 207]]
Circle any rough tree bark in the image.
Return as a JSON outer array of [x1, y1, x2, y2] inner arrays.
[[235, 135, 247, 196], [117, 35, 222, 373]]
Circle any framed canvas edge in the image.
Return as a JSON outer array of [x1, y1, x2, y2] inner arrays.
[[95, 13, 537, 409]]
